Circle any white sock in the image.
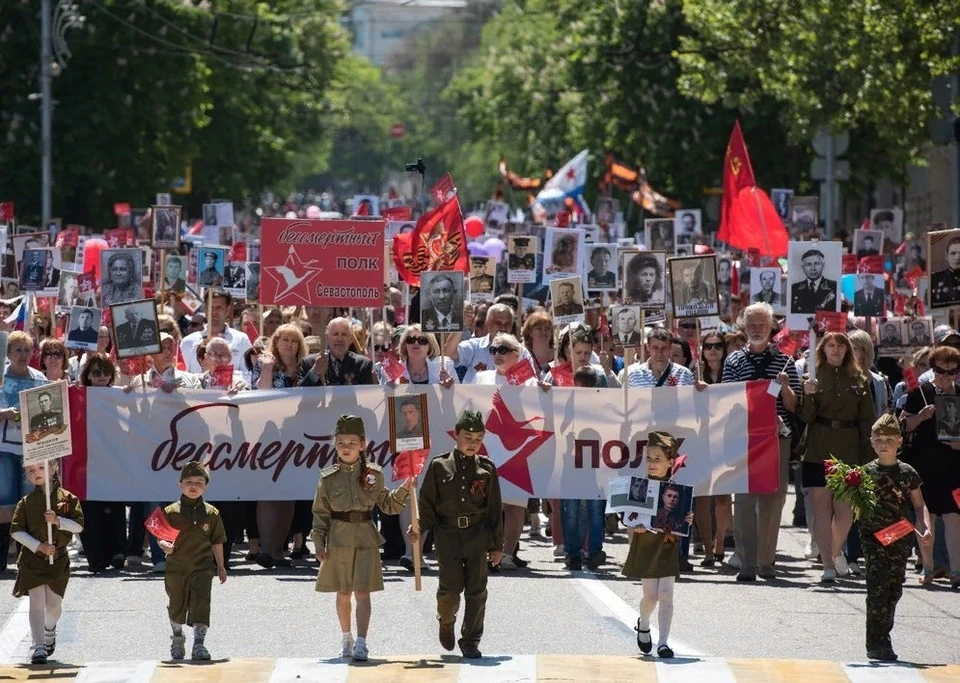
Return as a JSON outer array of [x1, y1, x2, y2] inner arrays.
[[342, 632, 352, 641]]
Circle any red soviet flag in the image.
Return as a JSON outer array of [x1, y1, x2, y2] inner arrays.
[[144, 507, 180, 544], [719, 120, 755, 242], [392, 195, 468, 287], [392, 449, 430, 482]]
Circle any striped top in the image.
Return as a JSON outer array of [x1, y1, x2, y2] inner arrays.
[[721, 344, 801, 434], [625, 361, 695, 388]]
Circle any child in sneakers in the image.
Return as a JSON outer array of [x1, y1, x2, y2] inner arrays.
[[621, 431, 692, 659], [10, 459, 84, 665], [311, 415, 414, 661], [158, 461, 227, 661]]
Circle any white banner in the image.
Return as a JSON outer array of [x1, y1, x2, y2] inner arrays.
[[81, 383, 777, 501]]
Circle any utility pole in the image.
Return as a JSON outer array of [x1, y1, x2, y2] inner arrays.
[[41, 0, 52, 224]]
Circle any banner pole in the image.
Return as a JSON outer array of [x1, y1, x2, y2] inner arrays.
[[44, 459, 54, 565], [160, 249, 167, 308], [695, 318, 702, 383], [808, 321, 817, 383], [258, 302, 264, 339], [639, 310, 646, 363], [410, 489, 422, 592]]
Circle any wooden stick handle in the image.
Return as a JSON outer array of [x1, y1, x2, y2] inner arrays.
[[410, 489, 422, 592], [44, 460, 54, 566]]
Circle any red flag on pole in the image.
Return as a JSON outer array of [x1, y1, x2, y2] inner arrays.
[[144, 506, 180, 543], [392, 195, 468, 287], [430, 173, 455, 204], [719, 120, 755, 240], [392, 449, 430, 482]]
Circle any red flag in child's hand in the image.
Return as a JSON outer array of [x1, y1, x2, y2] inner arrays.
[[380, 352, 406, 382], [873, 518, 914, 546], [550, 361, 574, 387], [902, 367, 920, 392], [392, 449, 430, 482], [144, 506, 180, 544], [505, 359, 536, 386], [773, 328, 797, 356]]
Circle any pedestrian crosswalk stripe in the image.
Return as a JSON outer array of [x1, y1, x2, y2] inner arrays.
[[1, 656, 957, 681]]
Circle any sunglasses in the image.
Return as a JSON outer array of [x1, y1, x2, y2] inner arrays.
[[405, 336, 429, 346], [702, 342, 724, 350], [490, 345, 518, 356], [43, 351, 64, 358], [374, 344, 391, 353], [931, 364, 959, 376]]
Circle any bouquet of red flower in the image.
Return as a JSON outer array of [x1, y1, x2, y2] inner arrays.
[[823, 457, 877, 521]]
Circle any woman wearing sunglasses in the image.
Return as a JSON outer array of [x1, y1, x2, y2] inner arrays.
[[900, 345, 960, 588], [39, 339, 72, 384], [379, 325, 456, 388]]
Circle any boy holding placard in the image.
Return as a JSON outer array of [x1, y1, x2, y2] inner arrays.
[[859, 413, 930, 662]]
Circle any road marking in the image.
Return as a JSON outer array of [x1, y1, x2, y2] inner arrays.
[[457, 654, 537, 682], [572, 573, 705, 658], [655, 658, 736, 682], [74, 660, 158, 683], [269, 657, 350, 683], [0, 599, 29, 664], [841, 662, 931, 682]]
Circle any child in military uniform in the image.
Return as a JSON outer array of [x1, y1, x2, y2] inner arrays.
[[311, 414, 414, 662], [158, 461, 227, 662], [10, 459, 84, 665], [859, 413, 930, 662], [621, 431, 692, 659]]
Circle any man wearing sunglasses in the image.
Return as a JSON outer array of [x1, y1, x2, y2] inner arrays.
[[443, 303, 531, 384]]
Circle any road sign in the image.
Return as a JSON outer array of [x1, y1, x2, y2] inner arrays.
[[812, 130, 849, 157], [390, 123, 405, 139], [810, 158, 850, 181]]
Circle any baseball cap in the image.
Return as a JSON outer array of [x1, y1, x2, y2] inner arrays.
[[934, 326, 960, 345]]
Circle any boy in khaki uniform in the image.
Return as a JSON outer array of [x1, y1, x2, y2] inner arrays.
[[158, 461, 227, 661]]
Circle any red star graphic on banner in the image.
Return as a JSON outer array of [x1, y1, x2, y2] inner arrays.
[[447, 391, 552, 494], [263, 246, 324, 305]]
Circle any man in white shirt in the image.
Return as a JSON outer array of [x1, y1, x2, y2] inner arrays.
[[443, 303, 530, 384], [179, 292, 252, 381]]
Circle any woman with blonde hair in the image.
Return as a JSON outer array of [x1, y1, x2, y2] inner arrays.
[[380, 325, 456, 387], [799, 332, 876, 582]]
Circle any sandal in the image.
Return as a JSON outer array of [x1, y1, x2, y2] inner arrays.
[[634, 619, 652, 654]]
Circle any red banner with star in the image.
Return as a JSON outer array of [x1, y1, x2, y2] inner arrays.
[[259, 217, 385, 307]]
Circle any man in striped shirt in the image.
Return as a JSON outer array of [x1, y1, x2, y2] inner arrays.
[[721, 302, 801, 581], [623, 327, 695, 388]]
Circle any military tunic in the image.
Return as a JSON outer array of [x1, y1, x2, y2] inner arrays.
[[858, 460, 922, 651], [930, 268, 960, 307], [417, 450, 503, 646], [163, 495, 227, 626], [311, 460, 410, 593], [11, 486, 84, 598], [621, 476, 679, 580], [798, 366, 875, 467]]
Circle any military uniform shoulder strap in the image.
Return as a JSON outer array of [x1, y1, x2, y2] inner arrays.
[[320, 464, 340, 478], [364, 461, 382, 472]]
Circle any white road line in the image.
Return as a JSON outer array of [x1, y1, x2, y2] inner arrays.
[[457, 654, 537, 683], [841, 662, 931, 683], [74, 661, 158, 683], [0, 599, 30, 664], [572, 573, 706, 658], [269, 657, 351, 683], [655, 659, 737, 683]]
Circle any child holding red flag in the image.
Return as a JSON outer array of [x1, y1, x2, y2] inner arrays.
[[859, 413, 930, 662], [10, 459, 84, 664]]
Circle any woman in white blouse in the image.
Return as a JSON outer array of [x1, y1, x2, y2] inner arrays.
[[381, 324, 457, 387]]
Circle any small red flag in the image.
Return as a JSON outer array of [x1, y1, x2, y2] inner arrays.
[[244, 320, 259, 346], [229, 242, 246, 264], [841, 254, 858, 274], [902, 367, 920, 392], [392, 449, 430, 482], [430, 173, 455, 204], [144, 506, 180, 544], [113, 202, 131, 216], [903, 266, 925, 290], [380, 352, 406, 382], [773, 328, 798, 356], [550, 361, 574, 387], [858, 255, 884, 274], [55, 227, 80, 248], [874, 519, 914, 546], [211, 364, 234, 389], [0, 201, 14, 222], [104, 227, 135, 248], [382, 206, 411, 222], [505, 359, 536, 386], [355, 200, 371, 217], [893, 294, 907, 315], [815, 311, 847, 333], [553, 211, 571, 228]]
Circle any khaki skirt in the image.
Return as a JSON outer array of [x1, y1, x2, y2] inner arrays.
[[315, 546, 384, 593]]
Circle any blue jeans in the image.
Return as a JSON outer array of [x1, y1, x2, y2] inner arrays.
[[560, 499, 605, 559]]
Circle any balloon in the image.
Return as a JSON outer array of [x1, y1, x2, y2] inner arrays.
[[305, 205, 321, 219], [467, 242, 489, 257], [82, 237, 107, 281], [464, 215, 485, 239]]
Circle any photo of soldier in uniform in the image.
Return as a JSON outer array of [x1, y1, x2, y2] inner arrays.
[[19, 248, 47, 291], [645, 219, 674, 252], [222, 258, 247, 299], [550, 277, 585, 324], [420, 271, 465, 333], [787, 241, 841, 327], [151, 205, 181, 248], [110, 299, 161, 359], [853, 229, 884, 259], [66, 306, 102, 351], [929, 229, 960, 309], [27, 389, 64, 433], [669, 255, 719, 319], [507, 236, 537, 284], [877, 320, 905, 351], [585, 244, 618, 292], [197, 247, 227, 288], [935, 395, 960, 442], [905, 318, 933, 347], [871, 208, 904, 245], [388, 394, 430, 453], [622, 251, 666, 310], [853, 274, 885, 317], [649, 482, 694, 536], [468, 256, 496, 302]]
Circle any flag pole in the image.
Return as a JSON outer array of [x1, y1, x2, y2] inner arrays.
[[410, 487, 422, 592], [44, 459, 54, 566], [695, 317, 702, 383], [808, 319, 817, 383]]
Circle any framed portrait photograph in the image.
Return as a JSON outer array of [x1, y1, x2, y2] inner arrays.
[[789, 196, 818, 235], [543, 228, 584, 282], [935, 395, 960, 442], [750, 267, 784, 313], [19, 248, 51, 292], [622, 251, 666, 310], [596, 197, 619, 224], [870, 208, 904, 245], [649, 481, 694, 536], [550, 276, 585, 325], [853, 274, 886, 317], [351, 195, 379, 217], [605, 475, 657, 515], [100, 248, 144, 307], [507, 235, 537, 284], [876, 318, 907, 357], [20, 381, 72, 466], [110, 298, 161, 359], [388, 393, 430, 454], [668, 255, 720, 319], [770, 188, 794, 220], [674, 209, 702, 239], [786, 240, 842, 328], [928, 229, 960, 309], [66, 306, 102, 351], [468, 255, 496, 302], [904, 317, 933, 347], [419, 270, 465, 333], [151, 205, 181, 249], [245, 262, 261, 302], [645, 218, 674, 252], [56, 270, 81, 313], [196, 246, 228, 288], [853, 228, 884, 259], [674, 240, 694, 257], [611, 305, 643, 347], [12, 231, 50, 265], [223, 257, 247, 299], [584, 243, 619, 292], [1, 278, 21, 300], [161, 253, 187, 293], [202, 203, 219, 230], [483, 200, 510, 232]]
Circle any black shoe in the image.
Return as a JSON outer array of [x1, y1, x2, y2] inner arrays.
[[657, 644, 674, 659], [700, 554, 716, 568], [866, 647, 898, 662], [273, 557, 293, 568], [399, 556, 415, 572], [255, 552, 275, 569], [584, 550, 606, 570], [439, 623, 455, 651], [290, 546, 308, 560], [458, 640, 482, 659], [634, 619, 652, 654], [565, 556, 582, 570], [736, 569, 757, 582], [511, 554, 529, 569], [110, 553, 126, 570], [678, 558, 694, 573], [487, 561, 500, 574]]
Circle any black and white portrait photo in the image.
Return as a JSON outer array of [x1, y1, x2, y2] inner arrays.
[[483, 201, 510, 232], [507, 236, 537, 284], [110, 299, 161, 359], [469, 256, 496, 302], [750, 267, 784, 313], [853, 228, 884, 259], [100, 248, 143, 307], [905, 318, 933, 347], [388, 394, 430, 453], [789, 196, 819, 235], [622, 251, 666, 310], [245, 262, 260, 302], [611, 305, 643, 346], [596, 197, 619, 225], [935, 395, 960, 442], [162, 254, 187, 293], [202, 203, 218, 229], [585, 244, 618, 292], [151, 205, 181, 249], [66, 306, 102, 351], [876, 319, 906, 356], [674, 209, 702, 238], [196, 246, 227, 288], [787, 240, 841, 327], [645, 219, 674, 252], [929, 229, 960, 309], [853, 274, 886, 317], [25, 386, 64, 434], [12, 232, 49, 265], [419, 271, 465, 333], [550, 277, 585, 324], [57, 270, 81, 313], [18, 248, 48, 291], [543, 228, 584, 282], [628, 476, 656, 508], [668, 255, 719, 319], [223, 258, 247, 299], [871, 208, 904, 245], [771, 189, 794, 220]]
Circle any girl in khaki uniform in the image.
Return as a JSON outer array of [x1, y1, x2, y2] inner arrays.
[[311, 414, 414, 661], [10, 460, 84, 665]]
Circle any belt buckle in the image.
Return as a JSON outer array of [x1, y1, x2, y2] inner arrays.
[[457, 515, 469, 529]]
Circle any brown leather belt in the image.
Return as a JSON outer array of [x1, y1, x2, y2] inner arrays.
[[815, 417, 858, 429], [331, 511, 372, 523], [440, 513, 484, 529]]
